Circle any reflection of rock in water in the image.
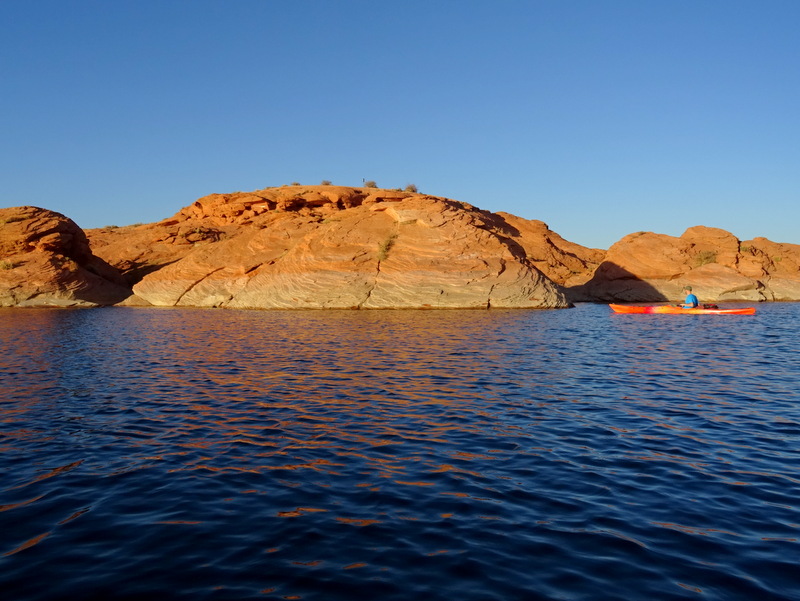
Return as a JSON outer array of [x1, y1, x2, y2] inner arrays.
[[1, 304, 796, 600]]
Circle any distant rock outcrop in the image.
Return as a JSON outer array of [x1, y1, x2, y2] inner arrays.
[[569, 225, 800, 302], [0, 206, 131, 307], [88, 186, 570, 309]]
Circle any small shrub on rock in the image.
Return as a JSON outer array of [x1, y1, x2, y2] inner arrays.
[[377, 233, 398, 261], [695, 250, 717, 267]]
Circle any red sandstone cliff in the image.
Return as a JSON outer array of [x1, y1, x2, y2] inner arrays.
[[0, 206, 131, 307], [569, 225, 800, 302], [4, 186, 799, 308], [496, 212, 605, 288], [87, 186, 571, 309]]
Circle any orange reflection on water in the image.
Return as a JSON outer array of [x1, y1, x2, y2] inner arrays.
[[292, 560, 323, 566], [651, 522, 742, 537], [0, 494, 46, 512], [335, 517, 381, 527], [58, 507, 90, 525], [677, 582, 704, 593], [3, 531, 52, 557], [393, 480, 435, 487], [276, 507, 328, 518], [11, 460, 83, 491], [430, 463, 484, 478]]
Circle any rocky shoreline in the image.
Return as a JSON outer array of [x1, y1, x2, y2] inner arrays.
[[2, 186, 799, 308]]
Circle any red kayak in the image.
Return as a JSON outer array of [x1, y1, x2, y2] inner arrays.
[[610, 304, 756, 315]]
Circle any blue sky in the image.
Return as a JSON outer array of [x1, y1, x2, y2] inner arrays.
[[2, 1, 798, 249]]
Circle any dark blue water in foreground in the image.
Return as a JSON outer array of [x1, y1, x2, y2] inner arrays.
[[1, 304, 799, 601]]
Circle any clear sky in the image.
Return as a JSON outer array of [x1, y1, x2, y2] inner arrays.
[[2, 1, 798, 249]]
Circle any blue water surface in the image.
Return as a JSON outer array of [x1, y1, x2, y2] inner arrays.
[[1, 303, 799, 600]]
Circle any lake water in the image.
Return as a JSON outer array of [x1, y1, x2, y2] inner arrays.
[[1, 303, 799, 601]]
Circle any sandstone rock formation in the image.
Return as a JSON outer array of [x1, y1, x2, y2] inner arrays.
[[5, 186, 799, 308], [496, 213, 605, 289], [88, 186, 570, 309], [0, 206, 131, 307], [569, 225, 800, 302]]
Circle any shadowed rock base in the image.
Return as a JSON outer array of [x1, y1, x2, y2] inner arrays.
[[1, 206, 131, 307]]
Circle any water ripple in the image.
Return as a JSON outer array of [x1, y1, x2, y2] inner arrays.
[[1, 305, 799, 600]]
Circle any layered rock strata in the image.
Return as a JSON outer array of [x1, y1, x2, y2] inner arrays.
[[4, 186, 800, 308], [89, 186, 571, 309], [569, 226, 800, 302], [0, 206, 131, 307]]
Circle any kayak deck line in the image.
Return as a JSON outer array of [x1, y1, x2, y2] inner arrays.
[[609, 304, 756, 315]]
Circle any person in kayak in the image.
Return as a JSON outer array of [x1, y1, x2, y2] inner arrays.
[[678, 285, 699, 308]]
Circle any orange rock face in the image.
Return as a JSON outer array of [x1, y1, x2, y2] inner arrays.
[[7, 186, 798, 308], [496, 213, 605, 288], [88, 186, 572, 309], [569, 225, 800, 302], [0, 206, 131, 307]]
